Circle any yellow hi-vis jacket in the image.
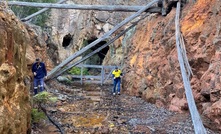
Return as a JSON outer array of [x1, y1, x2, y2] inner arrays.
[[112, 69, 122, 78]]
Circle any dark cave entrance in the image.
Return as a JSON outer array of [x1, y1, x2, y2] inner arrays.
[[83, 37, 109, 65], [62, 33, 72, 48], [157, 0, 184, 15]]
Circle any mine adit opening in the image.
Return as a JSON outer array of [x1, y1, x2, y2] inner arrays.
[[82, 37, 109, 74], [84, 38, 109, 65], [62, 33, 73, 48], [158, 0, 185, 15]]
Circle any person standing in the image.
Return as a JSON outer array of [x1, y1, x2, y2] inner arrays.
[[112, 67, 122, 95], [32, 58, 47, 95]]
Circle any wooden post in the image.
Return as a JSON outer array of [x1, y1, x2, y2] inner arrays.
[[175, 2, 206, 134], [80, 65, 83, 85], [103, 68, 115, 83], [101, 66, 104, 86], [7, 1, 161, 13], [46, 0, 159, 80]]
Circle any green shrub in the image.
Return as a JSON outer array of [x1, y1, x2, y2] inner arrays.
[[33, 91, 58, 104], [31, 91, 58, 123], [31, 108, 46, 123], [68, 67, 89, 75]]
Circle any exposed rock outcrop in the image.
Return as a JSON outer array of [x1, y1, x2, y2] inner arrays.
[[123, 0, 221, 130], [24, 23, 54, 73], [0, 2, 31, 134], [47, 0, 154, 63]]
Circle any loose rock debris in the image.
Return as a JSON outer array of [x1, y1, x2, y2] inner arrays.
[[31, 80, 218, 134]]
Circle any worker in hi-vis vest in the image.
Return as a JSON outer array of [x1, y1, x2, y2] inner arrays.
[[112, 66, 123, 95]]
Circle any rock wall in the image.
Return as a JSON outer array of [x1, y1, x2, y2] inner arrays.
[[123, 0, 221, 130], [0, 2, 31, 134], [24, 23, 54, 73], [47, 0, 153, 64]]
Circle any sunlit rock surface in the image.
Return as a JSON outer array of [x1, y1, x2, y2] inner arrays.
[[123, 0, 221, 130], [0, 2, 31, 134]]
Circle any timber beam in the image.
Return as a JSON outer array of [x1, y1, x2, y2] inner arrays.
[[7, 1, 161, 13]]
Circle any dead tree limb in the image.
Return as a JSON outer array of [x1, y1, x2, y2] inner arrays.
[[46, 0, 160, 80], [175, 1, 207, 134], [7, 1, 161, 13], [20, 0, 68, 22]]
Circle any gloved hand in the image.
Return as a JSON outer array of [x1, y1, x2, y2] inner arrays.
[[33, 72, 37, 76]]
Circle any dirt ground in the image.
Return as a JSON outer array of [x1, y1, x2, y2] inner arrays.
[[31, 80, 219, 134]]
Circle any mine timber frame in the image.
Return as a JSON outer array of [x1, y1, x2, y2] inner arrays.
[[53, 18, 142, 79], [45, 0, 160, 79], [7, 1, 161, 13]]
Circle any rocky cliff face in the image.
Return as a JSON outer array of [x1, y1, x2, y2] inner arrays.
[[0, 2, 31, 134], [123, 0, 221, 130], [47, 0, 153, 64]]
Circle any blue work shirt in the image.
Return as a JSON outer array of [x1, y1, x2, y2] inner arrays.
[[32, 62, 47, 79]]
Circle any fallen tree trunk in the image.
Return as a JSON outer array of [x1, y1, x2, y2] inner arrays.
[[21, 0, 68, 22], [175, 1, 207, 134], [46, 0, 159, 80], [7, 1, 161, 13]]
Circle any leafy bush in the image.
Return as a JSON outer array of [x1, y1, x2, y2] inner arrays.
[[31, 108, 46, 123], [31, 91, 57, 123], [68, 67, 89, 75], [33, 91, 58, 104], [8, 0, 57, 27]]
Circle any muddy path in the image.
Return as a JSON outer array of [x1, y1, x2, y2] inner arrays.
[[31, 80, 218, 134]]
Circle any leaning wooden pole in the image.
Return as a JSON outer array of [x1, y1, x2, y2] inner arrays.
[[175, 1, 207, 134], [46, 0, 159, 79], [53, 21, 138, 79], [20, 0, 68, 22], [7, 1, 161, 13]]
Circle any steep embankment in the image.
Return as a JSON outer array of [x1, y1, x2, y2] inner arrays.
[[123, 0, 221, 130], [0, 2, 31, 134]]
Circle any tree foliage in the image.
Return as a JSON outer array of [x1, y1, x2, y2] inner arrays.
[[8, 0, 56, 27]]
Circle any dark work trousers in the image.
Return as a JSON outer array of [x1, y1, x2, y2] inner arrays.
[[33, 78, 44, 95], [113, 78, 121, 93]]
